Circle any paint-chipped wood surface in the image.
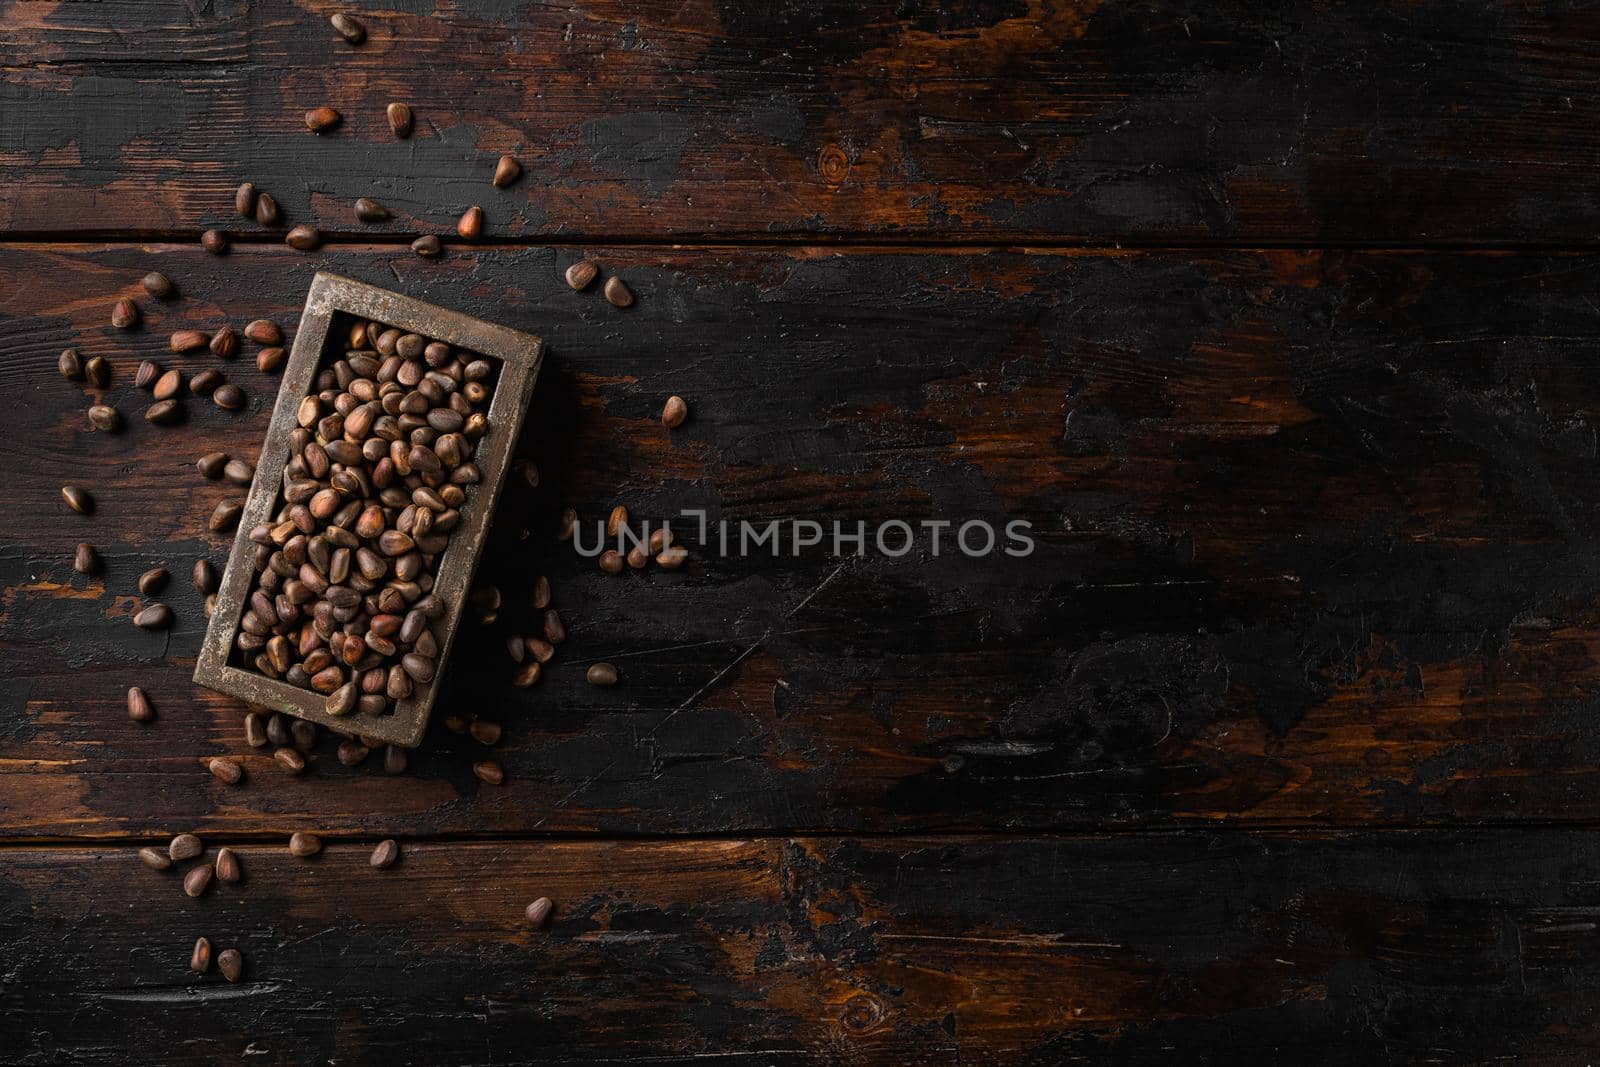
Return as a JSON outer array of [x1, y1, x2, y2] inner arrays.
[[6, 243, 1600, 839], [5, 832, 1600, 1064], [4, 2, 1599, 1063], [5, 1, 1600, 242]]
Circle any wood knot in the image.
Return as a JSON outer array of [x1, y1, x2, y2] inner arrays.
[[841, 993, 885, 1032], [818, 144, 850, 184]]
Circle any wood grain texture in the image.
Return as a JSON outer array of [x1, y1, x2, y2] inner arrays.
[[11, 1, 1597, 1056], [3, 831, 1599, 1064], [5, 0, 1600, 242], [5, 242, 1600, 837]]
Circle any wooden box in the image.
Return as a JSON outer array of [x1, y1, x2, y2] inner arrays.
[[194, 272, 543, 746]]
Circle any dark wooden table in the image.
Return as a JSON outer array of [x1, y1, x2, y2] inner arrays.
[[6, 3, 1600, 1062]]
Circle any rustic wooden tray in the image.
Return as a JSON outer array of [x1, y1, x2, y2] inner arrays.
[[194, 271, 543, 747]]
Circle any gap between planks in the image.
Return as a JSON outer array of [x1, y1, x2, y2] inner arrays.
[[7, 232, 1600, 255], [5, 822, 1600, 850]]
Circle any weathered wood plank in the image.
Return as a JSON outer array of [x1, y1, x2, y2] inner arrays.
[[2, 831, 1598, 1064], [4, 1, 1600, 242], [5, 242, 1600, 837]]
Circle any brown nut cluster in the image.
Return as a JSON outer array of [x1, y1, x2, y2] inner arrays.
[[233, 317, 497, 717]]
